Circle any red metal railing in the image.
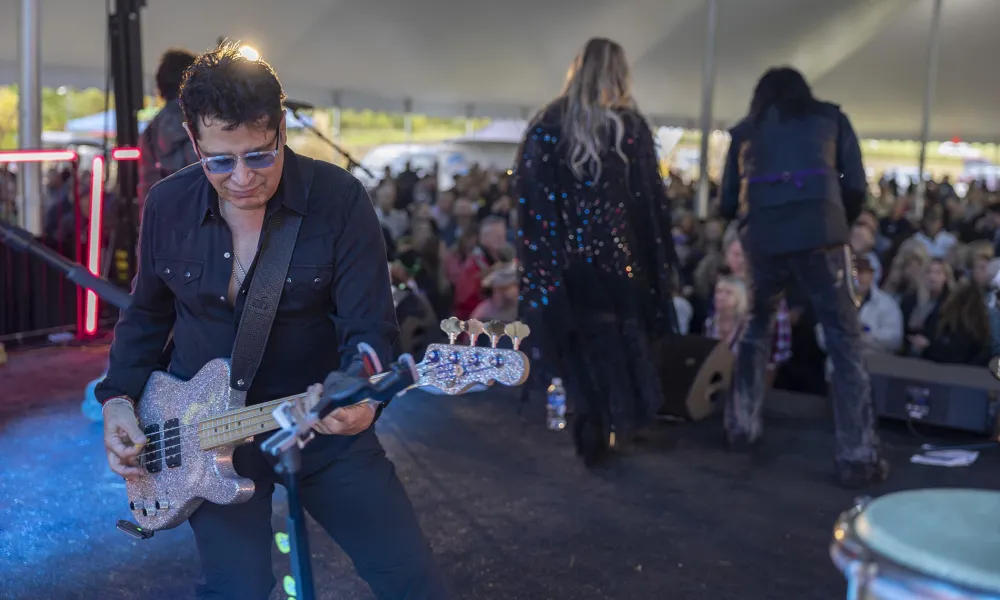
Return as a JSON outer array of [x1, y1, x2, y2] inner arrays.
[[0, 147, 140, 346]]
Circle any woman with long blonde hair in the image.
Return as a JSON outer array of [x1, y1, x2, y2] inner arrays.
[[514, 37, 679, 466]]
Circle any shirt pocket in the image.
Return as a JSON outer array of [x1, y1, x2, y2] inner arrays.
[[281, 265, 334, 313], [157, 257, 205, 307]]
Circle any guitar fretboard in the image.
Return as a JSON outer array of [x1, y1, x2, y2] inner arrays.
[[197, 395, 304, 450]]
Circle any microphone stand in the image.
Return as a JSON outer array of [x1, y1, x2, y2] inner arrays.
[[289, 108, 376, 179], [0, 220, 133, 310], [260, 355, 417, 600]]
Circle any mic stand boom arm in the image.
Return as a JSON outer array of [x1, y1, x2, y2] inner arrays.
[[290, 108, 376, 180], [0, 221, 133, 310]]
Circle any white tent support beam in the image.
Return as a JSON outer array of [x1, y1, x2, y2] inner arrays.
[[17, 0, 42, 234], [403, 97, 413, 142], [331, 90, 342, 144], [915, 0, 943, 219], [465, 103, 475, 138], [695, 0, 719, 220]]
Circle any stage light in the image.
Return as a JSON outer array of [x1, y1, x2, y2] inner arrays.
[[239, 45, 260, 61], [0, 149, 78, 163], [85, 156, 105, 336], [111, 147, 141, 161]]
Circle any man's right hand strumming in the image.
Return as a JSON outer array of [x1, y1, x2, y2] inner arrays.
[[102, 398, 148, 481]]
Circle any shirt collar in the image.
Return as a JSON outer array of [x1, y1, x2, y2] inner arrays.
[[201, 146, 307, 223]]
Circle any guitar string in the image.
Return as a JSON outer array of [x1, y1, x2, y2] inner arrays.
[[129, 361, 511, 462], [134, 366, 509, 469], [135, 360, 505, 439], [128, 340, 521, 442], [134, 382, 499, 468]]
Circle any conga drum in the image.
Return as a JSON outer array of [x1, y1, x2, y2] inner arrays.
[[831, 489, 1000, 599]]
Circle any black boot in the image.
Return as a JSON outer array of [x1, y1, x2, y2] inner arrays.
[[836, 458, 890, 489], [573, 417, 608, 467], [725, 430, 762, 452]]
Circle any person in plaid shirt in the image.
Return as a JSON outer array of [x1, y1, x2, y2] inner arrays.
[[713, 234, 793, 377]]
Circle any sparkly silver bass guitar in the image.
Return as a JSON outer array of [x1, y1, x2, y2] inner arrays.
[[123, 318, 530, 532]]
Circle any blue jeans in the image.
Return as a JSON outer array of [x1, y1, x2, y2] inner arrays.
[[727, 246, 880, 464]]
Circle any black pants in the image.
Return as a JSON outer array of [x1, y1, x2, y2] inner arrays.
[[728, 245, 880, 465], [188, 431, 450, 600]]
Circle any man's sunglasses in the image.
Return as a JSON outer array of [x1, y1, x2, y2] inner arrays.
[[196, 131, 281, 174]]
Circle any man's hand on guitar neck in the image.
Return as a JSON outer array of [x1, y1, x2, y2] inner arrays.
[[303, 383, 377, 436], [102, 398, 148, 481]]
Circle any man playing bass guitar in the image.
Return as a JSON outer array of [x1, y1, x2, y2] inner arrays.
[[96, 43, 450, 600]]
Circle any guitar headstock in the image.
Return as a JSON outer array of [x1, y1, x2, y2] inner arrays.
[[412, 318, 532, 395]]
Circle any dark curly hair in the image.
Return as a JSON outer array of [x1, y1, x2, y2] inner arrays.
[[178, 42, 285, 139], [155, 48, 196, 101], [748, 66, 820, 124]]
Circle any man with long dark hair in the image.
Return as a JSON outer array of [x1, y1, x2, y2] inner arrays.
[[97, 44, 449, 599], [719, 67, 887, 488], [137, 48, 199, 211]]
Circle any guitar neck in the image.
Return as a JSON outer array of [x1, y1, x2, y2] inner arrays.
[[197, 394, 305, 450], [195, 341, 525, 450], [198, 367, 419, 450]]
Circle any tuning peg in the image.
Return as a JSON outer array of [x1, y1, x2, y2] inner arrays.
[[485, 320, 507, 348], [504, 321, 531, 350], [440, 317, 463, 344], [465, 319, 485, 346]]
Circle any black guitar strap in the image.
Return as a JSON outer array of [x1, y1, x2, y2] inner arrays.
[[229, 155, 315, 392]]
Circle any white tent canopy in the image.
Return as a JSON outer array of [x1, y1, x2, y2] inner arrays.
[[0, 0, 997, 142]]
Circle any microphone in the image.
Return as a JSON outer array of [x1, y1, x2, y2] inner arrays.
[[284, 100, 315, 113]]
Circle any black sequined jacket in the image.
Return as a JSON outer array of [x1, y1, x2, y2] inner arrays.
[[514, 99, 679, 335]]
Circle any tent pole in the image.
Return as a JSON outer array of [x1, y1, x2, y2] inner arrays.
[[17, 0, 42, 234], [915, 0, 943, 219], [331, 91, 343, 148], [695, 0, 719, 220], [465, 104, 475, 138], [403, 98, 413, 142]]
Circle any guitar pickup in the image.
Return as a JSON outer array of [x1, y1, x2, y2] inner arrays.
[[163, 418, 182, 468], [143, 424, 162, 473]]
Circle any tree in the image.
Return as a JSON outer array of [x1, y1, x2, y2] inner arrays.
[[41, 87, 68, 131], [65, 88, 111, 120], [0, 87, 18, 148]]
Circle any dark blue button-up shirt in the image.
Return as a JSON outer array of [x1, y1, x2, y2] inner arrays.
[[96, 148, 397, 410]]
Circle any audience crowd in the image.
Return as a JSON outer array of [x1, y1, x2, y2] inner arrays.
[[6, 155, 1000, 394], [377, 160, 1000, 396]]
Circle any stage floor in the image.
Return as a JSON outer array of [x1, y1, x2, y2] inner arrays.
[[2, 345, 998, 600]]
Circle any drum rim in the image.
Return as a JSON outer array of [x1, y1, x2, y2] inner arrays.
[[831, 493, 1000, 599]]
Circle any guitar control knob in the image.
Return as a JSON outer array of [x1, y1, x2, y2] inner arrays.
[[470, 353, 482, 366], [155, 500, 169, 510], [491, 355, 504, 368], [448, 351, 460, 363], [427, 350, 440, 363]]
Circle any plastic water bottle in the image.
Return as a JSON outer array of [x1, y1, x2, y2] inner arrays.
[[546, 378, 567, 431]]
